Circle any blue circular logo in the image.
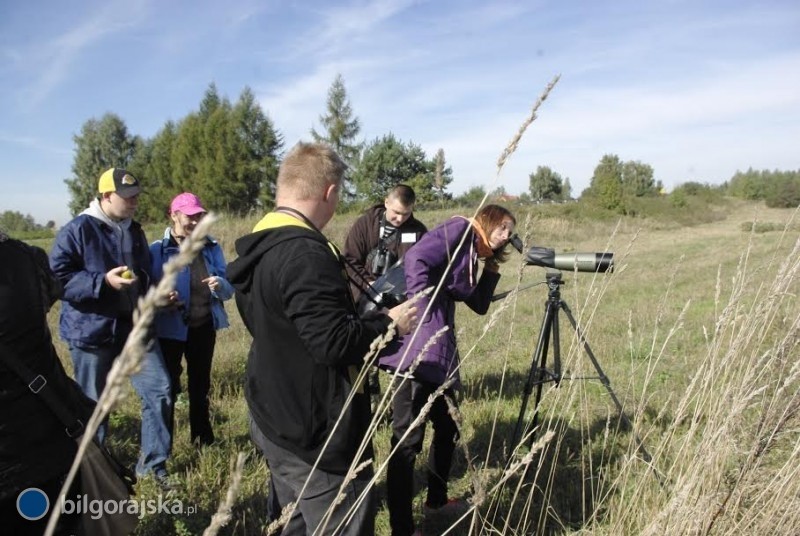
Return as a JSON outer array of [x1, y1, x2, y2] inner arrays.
[[16, 487, 50, 521]]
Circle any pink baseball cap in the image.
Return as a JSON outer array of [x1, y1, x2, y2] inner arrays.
[[170, 192, 206, 216]]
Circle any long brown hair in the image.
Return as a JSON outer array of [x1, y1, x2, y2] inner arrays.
[[475, 204, 516, 262]]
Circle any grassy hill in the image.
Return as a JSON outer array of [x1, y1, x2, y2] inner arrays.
[[41, 199, 800, 535]]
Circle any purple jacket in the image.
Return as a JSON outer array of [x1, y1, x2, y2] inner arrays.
[[378, 217, 501, 387]]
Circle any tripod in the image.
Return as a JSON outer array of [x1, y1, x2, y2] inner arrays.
[[509, 271, 654, 468]]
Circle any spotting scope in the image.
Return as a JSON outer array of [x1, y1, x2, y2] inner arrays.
[[525, 246, 614, 273]]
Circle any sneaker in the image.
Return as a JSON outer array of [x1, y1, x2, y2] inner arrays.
[[423, 498, 467, 516]]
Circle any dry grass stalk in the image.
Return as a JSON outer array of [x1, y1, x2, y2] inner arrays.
[[440, 431, 556, 536], [614, 223, 800, 535], [496, 74, 561, 173], [265, 501, 298, 536], [44, 215, 218, 536], [203, 452, 248, 536], [321, 458, 373, 535]]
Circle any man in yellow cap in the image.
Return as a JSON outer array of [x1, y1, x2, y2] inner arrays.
[[50, 168, 174, 487]]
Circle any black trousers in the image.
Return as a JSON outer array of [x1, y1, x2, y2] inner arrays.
[[249, 417, 376, 535], [386, 378, 459, 536], [160, 320, 216, 445]]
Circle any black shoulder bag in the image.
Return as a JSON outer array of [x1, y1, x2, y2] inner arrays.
[[0, 343, 138, 536]]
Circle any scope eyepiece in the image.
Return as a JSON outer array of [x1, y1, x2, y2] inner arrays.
[[508, 234, 523, 254], [525, 246, 614, 273]]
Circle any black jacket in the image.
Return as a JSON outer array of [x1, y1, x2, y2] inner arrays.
[[0, 238, 92, 500], [227, 218, 391, 474]]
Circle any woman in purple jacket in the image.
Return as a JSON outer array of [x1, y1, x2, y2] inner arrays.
[[379, 204, 516, 536]]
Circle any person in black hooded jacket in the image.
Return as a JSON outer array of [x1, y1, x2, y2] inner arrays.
[[227, 142, 417, 535], [0, 231, 86, 534]]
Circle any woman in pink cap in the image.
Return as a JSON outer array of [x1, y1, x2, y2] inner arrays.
[[150, 192, 234, 446]]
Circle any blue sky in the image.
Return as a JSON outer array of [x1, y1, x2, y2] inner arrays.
[[1, 0, 798, 227]]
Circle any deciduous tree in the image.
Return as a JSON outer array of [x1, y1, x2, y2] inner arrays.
[[0, 210, 39, 232], [586, 154, 625, 211], [622, 160, 660, 197], [529, 165, 564, 201], [64, 113, 137, 215]]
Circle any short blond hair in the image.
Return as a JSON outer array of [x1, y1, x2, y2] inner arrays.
[[277, 142, 347, 200]]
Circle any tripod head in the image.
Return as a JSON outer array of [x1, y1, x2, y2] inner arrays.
[[545, 270, 564, 289]]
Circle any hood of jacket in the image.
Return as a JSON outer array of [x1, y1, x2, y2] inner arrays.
[[82, 198, 132, 236], [227, 212, 326, 296]]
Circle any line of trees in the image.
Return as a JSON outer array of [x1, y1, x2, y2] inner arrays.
[[580, 154, 664, 213], [726, 168, 800, 208], [65, 84, 283, 222], [63, 76, 457, 221], [56, 75, 800, 224], [0, 210, 55, 234]]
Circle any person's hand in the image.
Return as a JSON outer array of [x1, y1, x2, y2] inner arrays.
[[105, 265, 136, 290], [387, 300, 418, 336], [202, 276, 220, 292]]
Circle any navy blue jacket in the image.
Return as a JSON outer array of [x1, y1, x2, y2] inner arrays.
[[50, 213, 152, 347]]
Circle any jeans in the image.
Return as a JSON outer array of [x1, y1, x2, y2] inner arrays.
[[387, 379, 459, 536], [69, 339, 173, 477], [249, 417, 376, 535], [160, 321, 216, 445]]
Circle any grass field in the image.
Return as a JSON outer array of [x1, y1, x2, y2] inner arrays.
[[42, 198, 800, 535]]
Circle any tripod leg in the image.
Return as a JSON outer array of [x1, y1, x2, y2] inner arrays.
[[551, 305, 562, 386], [559, 300, 656, 468], [509, 299, 557, 461]]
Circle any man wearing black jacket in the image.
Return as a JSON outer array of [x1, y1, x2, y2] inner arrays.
[[228, 142, 417, 535]]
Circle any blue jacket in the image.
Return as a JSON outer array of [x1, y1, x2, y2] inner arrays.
[[150, 228, 233, 341], [50, 212, 152, 347]]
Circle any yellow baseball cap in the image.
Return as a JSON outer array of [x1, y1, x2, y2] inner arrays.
[[98, 168, 141, 198]]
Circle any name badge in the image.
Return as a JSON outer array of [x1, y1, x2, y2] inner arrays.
[[401, 233, 417, 244]]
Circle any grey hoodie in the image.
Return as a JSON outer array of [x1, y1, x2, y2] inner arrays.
[[82, 198, 140, 310]]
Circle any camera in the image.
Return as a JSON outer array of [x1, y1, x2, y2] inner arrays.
[[525, 246, 614, 273], [358, 258, 407, 315]]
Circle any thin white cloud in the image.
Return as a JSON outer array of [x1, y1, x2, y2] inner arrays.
[[0, 132, 71, 156], [418, 49, 800, 195], [20, 0, 149, 107], [315, 0, 422, 47]]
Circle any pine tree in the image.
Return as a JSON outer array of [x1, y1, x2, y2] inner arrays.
[[138, 121, 179, 221], [311, 74, 363, 197], [232, 87, 283, 210]]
